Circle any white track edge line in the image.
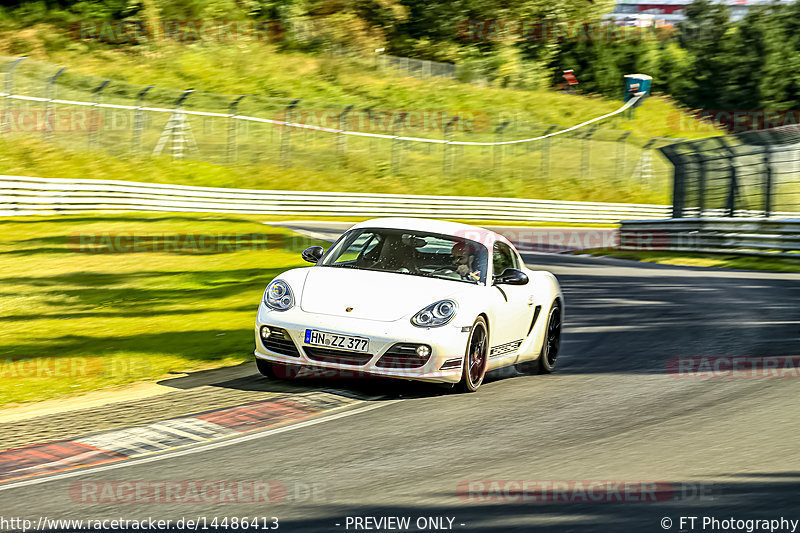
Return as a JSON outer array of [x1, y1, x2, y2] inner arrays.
[[0, 401, 395, 493]]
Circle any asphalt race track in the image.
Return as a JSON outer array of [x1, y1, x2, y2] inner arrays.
[[1, 225, 799, 533]]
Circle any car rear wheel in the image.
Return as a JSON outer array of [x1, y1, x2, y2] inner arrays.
[[515, 300, 561, 375], [457, 316, 488, 393]]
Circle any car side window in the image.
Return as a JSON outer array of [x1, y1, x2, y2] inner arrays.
[[493, 242, 517, 275], [332, 232, 378, 264]]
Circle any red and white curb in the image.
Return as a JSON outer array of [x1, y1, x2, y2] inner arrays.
[[0, 391, 361, 484]]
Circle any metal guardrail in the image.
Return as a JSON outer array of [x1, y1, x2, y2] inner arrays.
[[0, 176, 672, 223], [620, 218, 800, 257]]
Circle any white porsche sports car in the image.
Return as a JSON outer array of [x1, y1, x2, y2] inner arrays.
[[254, 218, 563, 392]]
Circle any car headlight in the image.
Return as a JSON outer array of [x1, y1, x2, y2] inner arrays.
[[264, 280, 294, 311], [411, 299, 457, 327]]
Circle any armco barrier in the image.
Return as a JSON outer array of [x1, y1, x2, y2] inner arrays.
[[0, 175, 672, 224], [620, 218, 800, 257]]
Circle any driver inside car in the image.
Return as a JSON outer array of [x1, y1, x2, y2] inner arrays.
[[451, 241, 480, 281]]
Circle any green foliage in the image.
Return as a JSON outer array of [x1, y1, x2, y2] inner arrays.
[[655, 41, 692, 103], [676, 0, 730, 109], [6, 0, 800, 126]]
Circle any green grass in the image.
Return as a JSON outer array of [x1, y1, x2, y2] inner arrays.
[[0, 213, 325, 407], [577, 248, 800, 272], [0, 133, 674, 205]]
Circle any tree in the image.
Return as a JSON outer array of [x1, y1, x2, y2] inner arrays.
[[758, 2, 800, 111], [676, 0, 731, 109]]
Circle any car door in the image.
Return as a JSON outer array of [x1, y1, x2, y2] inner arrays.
[[487, 242, 535, 362]]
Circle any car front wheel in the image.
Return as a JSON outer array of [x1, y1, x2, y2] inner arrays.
[[457, 316, 488, 393], [538, 301, 561, 374]]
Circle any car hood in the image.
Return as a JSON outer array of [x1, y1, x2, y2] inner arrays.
[[299, 267, 471, 322]]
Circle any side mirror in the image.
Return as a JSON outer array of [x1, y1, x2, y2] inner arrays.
[[302, 246, 324, 264], [493, 268, 529, 286]]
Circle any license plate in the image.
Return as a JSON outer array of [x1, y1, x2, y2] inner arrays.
[[304, 329, 370, 352]]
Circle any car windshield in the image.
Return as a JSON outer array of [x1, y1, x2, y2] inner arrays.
[[320, 228, 489, 284]]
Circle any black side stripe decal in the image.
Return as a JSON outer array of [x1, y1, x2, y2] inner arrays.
[[489, 339, 523, 358]]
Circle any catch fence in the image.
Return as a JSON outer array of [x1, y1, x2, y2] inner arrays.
[[661, 126, 800, 218], [0, 55, 674, 193]]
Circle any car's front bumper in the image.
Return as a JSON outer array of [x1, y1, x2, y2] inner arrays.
[[254, 304, 469, 384]]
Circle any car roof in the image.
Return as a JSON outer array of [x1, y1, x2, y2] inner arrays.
[[349, 218, 513, 250]]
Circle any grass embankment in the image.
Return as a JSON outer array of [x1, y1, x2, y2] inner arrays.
[[577, 248, 800, 272], [0, 213, 324, 407], [0, 30, 722, 204], [5, 30, 713, 142]]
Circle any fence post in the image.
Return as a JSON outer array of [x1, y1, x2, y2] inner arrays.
[[615, 131, 631, 181], [721, 142, 739, 217], [493, 120, 510, 174], [280, 98, 301, 169], [665, 149, 687, 219], [132, 85, 153, 154], [362, 106, 375, 153], [638, 138, 657, 182], [443, 115, 460, 176], [698, 154, 708, 217], [337, 104, 353, 163], [227, 95, 246, 165], [89, 79, 110, 150], [42, 67, 66, 142], [763, 145, 772, 218], [390, 112, 407, 176], [541, 125, 558, 181], [173, 89, 193, 160], [3, 56, 25, 134], [672, 164, 685, 218], [581, 125, 599, 180], [660, 141, 692, 219], [152, 89, 194, 159]]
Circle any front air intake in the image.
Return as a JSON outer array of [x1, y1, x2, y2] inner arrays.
[[376, 343, 432, 369], [260, 327, 300, 357]]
